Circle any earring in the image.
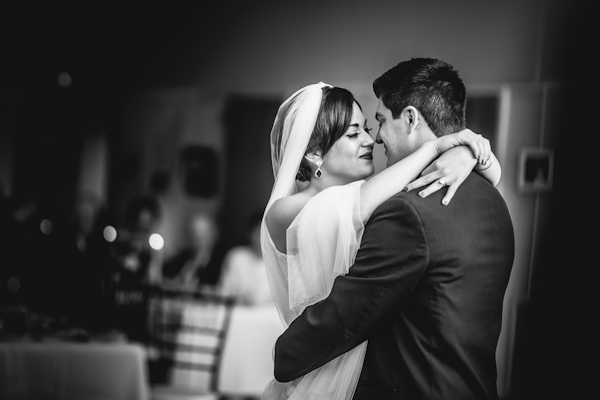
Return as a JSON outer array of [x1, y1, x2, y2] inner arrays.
[[314, 159, 323, 179]]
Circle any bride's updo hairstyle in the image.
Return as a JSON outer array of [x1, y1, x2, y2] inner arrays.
[[296, 87, 360, 182]]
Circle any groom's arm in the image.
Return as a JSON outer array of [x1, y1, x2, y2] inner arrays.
[[274, 195, 428, 382]]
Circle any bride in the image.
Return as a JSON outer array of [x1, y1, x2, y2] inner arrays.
[[260, 82, 500, 400]]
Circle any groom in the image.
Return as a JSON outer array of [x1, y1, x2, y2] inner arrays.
[[273, 58, 515, 400]]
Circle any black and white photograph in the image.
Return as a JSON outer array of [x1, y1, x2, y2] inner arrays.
[[0, 1, 593, 399]]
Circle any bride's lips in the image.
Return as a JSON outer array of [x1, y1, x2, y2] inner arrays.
[[359, 152, 373, 160]]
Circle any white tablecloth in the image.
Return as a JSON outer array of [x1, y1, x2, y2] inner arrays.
[[218, 304, 285, 396], [0, 341, 149, 400]]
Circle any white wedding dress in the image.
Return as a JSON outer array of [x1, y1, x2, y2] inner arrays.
[[262, 180, 368, 400]]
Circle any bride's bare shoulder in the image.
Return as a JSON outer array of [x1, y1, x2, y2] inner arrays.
[[266, 194, 310, 229], [265, 194, 311, 252]]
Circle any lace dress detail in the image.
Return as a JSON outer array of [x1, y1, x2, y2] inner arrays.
[[275, 249, 289, 280], [274, 247, 314, 314], [274, 246, 314, 317]]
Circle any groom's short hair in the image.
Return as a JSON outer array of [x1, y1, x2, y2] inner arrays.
[[373, 58, 466, 136]]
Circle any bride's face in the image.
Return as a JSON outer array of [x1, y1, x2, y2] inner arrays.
[[322, 102, 375, 184]]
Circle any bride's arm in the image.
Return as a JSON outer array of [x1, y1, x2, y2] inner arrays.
[[404, 143, 501, 203], [360, 130, 490, 220]]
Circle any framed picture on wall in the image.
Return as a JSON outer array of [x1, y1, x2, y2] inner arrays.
[[518, 147, 554, 193]]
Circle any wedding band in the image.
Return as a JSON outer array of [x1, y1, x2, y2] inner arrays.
[[438, 179, 447, 187]]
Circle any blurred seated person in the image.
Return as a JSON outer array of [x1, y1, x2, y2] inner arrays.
[[109, 195, 164, 343], [217, 211, 273, 306], [161, 212, 226, 292], [110, 195, 164, 289]]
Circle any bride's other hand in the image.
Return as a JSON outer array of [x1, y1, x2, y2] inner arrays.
[[433, 129, 491, 165]]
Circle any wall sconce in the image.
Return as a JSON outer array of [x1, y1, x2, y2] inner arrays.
[[518, 147, 554, 193]]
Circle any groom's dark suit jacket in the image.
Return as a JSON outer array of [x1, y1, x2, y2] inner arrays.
[[274, 172, 515, 400]]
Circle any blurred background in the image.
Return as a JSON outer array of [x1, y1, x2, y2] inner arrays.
[[0, 0, 593, 399]]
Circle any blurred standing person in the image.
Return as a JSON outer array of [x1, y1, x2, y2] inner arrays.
[[161, 212, 226, 292], [217, 210, 272, 306], [67, 192, 110, 260]]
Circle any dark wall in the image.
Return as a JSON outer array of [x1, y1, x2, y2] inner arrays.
[[219, 95, 281, 249], [511, 1, 594, 398]]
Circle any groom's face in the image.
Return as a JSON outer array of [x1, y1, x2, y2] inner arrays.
[[375, 98, 414, 167]]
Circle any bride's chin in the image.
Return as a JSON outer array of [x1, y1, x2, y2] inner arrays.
[[359, 170, 375, 180]]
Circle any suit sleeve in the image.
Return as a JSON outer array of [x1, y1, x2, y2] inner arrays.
[[274, 196, 429, 382]]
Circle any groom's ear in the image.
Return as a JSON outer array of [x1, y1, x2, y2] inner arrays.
[[404, 106, 420, 133]]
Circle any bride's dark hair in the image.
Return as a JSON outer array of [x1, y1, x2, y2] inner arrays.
[[296, 86, 361, 182]]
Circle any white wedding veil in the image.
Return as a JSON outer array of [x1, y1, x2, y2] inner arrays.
[[260, 82, 331, 326]]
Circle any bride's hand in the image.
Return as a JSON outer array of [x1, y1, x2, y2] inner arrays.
[[404, 129, 490, 205], [433, 129, 491, 165]]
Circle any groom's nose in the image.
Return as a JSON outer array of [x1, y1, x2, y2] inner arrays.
[[375, 132, 383, 144]]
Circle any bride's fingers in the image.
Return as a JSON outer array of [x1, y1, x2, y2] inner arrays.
[[416, 178, 447, 198], [441, 185, 458, 206], [464, 133, 492, 165], [479, 140, 491, 165], [474, 139, 487, 164], [403, 172, 439, 192], [478, 138, 491, 165], [417, 178, 458, 206]]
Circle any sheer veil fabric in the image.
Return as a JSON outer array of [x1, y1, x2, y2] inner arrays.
[[260, 83, 368, 400], [261, 82, 329, 327]]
